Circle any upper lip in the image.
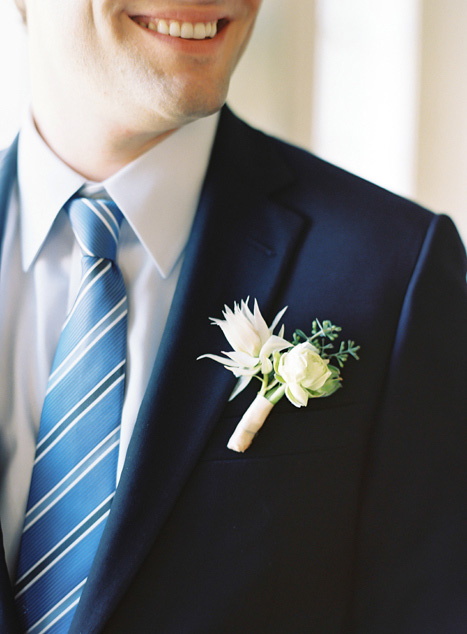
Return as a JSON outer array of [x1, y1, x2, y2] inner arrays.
[[127, 6, 230, 23]]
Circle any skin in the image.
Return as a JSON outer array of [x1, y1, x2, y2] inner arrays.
[[20, 0, 262, 180]]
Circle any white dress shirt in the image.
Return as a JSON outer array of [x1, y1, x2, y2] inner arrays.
[[0, 112, 219, 576]]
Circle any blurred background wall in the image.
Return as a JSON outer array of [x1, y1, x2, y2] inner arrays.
[[230, 0, 467, 243], [0, 0, 465, 243]]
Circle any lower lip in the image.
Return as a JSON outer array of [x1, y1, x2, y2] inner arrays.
[[131, 19, 228, 54]]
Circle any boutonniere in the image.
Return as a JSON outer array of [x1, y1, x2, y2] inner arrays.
[[198, 299, 360, 452]]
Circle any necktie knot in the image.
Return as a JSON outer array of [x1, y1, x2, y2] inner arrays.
[[66, 197, 124, 261]]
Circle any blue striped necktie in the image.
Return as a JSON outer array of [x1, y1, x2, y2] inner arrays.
[[15, 198, 128, 634]]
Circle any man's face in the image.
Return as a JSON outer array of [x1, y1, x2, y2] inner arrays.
[[25, 0, 262, 136]]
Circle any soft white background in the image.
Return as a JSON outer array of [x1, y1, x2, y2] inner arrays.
[[0, 0, 466, 243], [230, 0, 467, 244]]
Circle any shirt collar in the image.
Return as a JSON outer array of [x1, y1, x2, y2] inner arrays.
[[17, 111, 220, 277], [18, 115, 84, 271]]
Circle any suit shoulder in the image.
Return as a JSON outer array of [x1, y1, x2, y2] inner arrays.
[[225, 109, 434, 234], [274, 134, 431, 226], [220, 109, 467, 291]]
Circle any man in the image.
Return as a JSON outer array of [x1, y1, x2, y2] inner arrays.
[[0, 0, 465, 632]]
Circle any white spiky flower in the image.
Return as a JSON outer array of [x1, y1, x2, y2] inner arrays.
[[198, 298, 291, 399]]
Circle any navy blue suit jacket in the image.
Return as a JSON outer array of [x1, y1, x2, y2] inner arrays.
[[0, 108, 466, 633]]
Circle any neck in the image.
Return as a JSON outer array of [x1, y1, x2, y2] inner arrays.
[[31, 106, 177, 182]]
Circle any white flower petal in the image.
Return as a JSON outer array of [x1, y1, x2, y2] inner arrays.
[[224, 350, 260, 369], [205, 299, 290, 379], [231, 366, 260, 377], [260, 335, 292, 359], [279, 352, 307, 383], [252, 299, 271, 345], [269, 305, 288, 334], [286, 382, 309, 407], [259, 335, 292, 376], [197, 353, 240, 367], [260, 356, 273, 375], [217, 313, 261, 355], [302, 367, 332, 391], [276, 342, 332, 402], [229, 375, 252, 400], [240, 298, 255, 323]]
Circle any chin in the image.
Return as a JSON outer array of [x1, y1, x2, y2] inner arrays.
[[157, 76, 230, 126]]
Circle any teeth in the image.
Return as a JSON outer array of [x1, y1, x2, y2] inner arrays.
[[134, 18, 218, 39], [193, 23, 206, 39], [180, 22, 194, 39], [157, 19, 169, 35], [169, 21, 181, 37]]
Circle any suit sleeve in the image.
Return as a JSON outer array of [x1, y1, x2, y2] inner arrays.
[[352, 214, 467, 634]]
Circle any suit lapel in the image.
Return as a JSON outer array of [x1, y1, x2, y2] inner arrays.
[[0, 137, 18, 264], [70, 109, 308, 632], [0, 137, 22, 633]]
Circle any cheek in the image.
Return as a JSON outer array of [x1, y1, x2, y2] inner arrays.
[[232, 3, 262, 60], [248, 0, 263, 23], [245, 0, 263, 11]]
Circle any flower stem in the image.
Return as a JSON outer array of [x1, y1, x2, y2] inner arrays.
[[265, 384, 286, 405], [227, 395, 274, 452], [259, 374, 279, 397], [259, 375, 269, 397]]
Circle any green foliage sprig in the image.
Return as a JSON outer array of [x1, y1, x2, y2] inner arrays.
[[292, 319, 360, 368]]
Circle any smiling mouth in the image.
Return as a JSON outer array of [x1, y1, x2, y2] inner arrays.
[[131, 17, 229, 40]]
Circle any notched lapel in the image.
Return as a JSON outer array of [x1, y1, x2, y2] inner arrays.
[[70, 110, 308, 633]]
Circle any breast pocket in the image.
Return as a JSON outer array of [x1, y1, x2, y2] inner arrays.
[[199, 398, 370, 462]]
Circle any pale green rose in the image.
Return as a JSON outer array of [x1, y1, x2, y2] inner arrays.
[[274, 342, 340, 407]]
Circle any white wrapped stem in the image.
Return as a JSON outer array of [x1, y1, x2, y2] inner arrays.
[[227, 394, 274, 452]]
